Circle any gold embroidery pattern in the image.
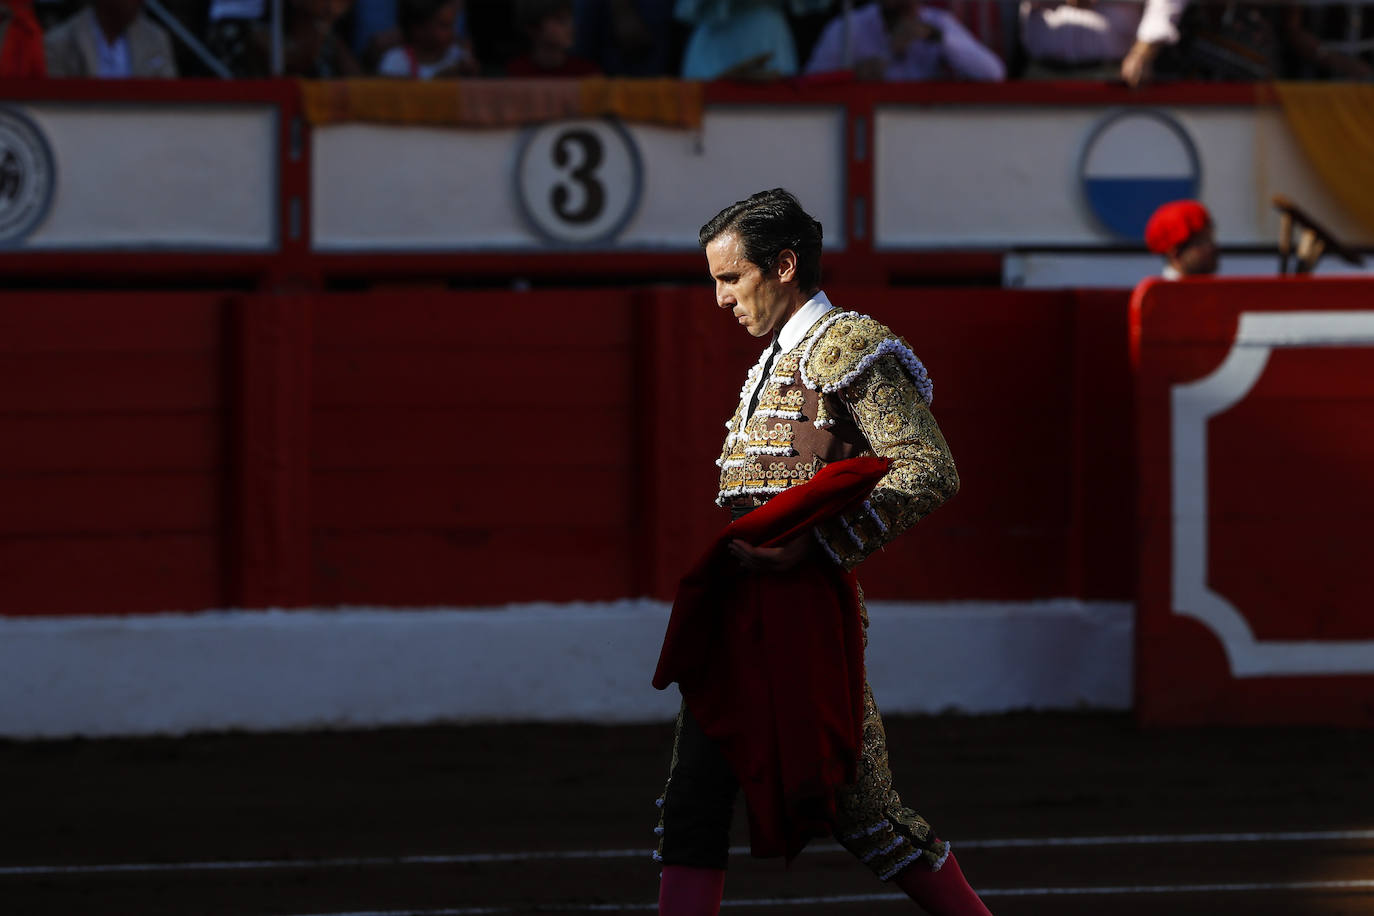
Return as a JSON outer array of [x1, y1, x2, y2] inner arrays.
[[746, 420, 796, 446], [814, 355, 958, 570], [801, 314, 894, 392], [741, 458, 818, 488], [833, 682, 949, 879], [716, 336, 825, 503]]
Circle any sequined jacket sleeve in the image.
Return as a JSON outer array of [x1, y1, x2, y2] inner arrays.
[[811, 354, 959, 571]]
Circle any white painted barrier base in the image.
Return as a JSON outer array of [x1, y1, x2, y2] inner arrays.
[[0, 600, 1132, 738]]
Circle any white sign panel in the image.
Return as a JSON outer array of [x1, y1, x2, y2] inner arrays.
[[10, 104, 278, 250], [874, 106, 1374, 250], [311, 106, 847, 252]]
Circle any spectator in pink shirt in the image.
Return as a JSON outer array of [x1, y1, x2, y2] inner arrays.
[[804, 0, 1005, 81]]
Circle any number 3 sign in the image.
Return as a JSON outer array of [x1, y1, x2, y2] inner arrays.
[[514, 118, 643, 246]]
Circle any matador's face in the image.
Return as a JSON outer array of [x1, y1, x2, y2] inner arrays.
[[705, 232, 797, 339]]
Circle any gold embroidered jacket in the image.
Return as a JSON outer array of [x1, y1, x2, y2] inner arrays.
[[716, 309, 958, 571]]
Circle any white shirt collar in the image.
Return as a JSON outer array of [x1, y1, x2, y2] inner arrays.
[[775, 291, 835, 353]]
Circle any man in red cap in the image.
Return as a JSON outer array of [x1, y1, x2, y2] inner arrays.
[[1145, 199, 1220, 279]]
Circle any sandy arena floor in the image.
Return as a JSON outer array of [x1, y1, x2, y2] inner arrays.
[[3, 711, 1373, 915]]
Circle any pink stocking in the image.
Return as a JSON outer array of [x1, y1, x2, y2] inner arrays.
[[658, 864, 726, 916], [891, 850, 993, 916]]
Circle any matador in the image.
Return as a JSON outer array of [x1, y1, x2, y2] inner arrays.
[[651, 189, 994, 916]]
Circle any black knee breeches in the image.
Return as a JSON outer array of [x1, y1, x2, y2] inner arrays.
[[654, 704, 737, 869], [654, 687, 950, 880]]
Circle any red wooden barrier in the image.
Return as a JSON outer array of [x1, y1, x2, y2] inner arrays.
[[1, 286, 1136, 616], [308, 290, 637, 606], [1133, 277, 1374, 727], [0, 293, 233, 615]]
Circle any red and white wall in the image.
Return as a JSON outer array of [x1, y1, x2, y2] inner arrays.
[[1134, 278, 1374, 727], [1, 287, 1136, 736], [3, 82, 1372, 735]]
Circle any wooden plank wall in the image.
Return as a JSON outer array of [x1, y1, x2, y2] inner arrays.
[[0, 286, 1136, 616], [1, 293, 233, 615]]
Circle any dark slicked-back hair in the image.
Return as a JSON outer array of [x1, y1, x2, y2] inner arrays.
[[699, 188, 823, 293]]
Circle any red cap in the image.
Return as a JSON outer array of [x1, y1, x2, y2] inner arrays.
[[1144, 200, 1211, 254]]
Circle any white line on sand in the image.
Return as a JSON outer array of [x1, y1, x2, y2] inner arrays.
[[4, 828, 1373, 878], [280, 879, 1374, 916]]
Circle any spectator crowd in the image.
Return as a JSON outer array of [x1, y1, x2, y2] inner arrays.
[[1, 0, 1371, 82]]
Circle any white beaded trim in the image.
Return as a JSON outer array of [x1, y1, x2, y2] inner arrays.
[[862, 836, 905, 863], [814, 417, 836, 430], [878, 841, 950, 881], [722, 346, 776, 449], [839, 514, 865, 549], [716, 483, 786, 505], [744, 445, 797, 457], [739, 346, 773, 400], [813, 528, 844, 566], [798, 312, 934, 406], [933, 841, 951, 871], [797, 309, 855, 389], [719, 457, 747, 469], [878, 851, 921, 881], [840, 819, 891, 842], [754, 408, 807, 421], [863, 500, 888, 534], [651, 850, 663, 863], [824, 339, 933, 404]]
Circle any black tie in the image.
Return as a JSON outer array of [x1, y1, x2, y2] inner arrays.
[[746, 339, 781, 421]]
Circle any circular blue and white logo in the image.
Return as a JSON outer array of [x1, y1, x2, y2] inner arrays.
[[1078, 110, 1200, 241], [0, 106, 55, 246], [514, 118, 642, 247]]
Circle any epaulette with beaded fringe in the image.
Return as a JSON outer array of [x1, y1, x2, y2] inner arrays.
[[799, 311, 934, 405]]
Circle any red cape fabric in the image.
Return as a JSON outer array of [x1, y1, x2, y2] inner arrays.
[[653, 456, 890, 862]]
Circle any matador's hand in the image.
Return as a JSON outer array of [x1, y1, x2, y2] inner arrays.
[[728, 533, 815, 572]]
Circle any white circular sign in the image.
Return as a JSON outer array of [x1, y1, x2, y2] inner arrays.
[[514, 118, 642, 246], [0, 106, 55, 245]]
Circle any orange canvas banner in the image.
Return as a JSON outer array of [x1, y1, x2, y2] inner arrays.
[[299, 78, 703, 130], [1273, 82, 1374, 235]]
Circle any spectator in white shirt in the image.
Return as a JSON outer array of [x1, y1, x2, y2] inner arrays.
[[805, 0, 1005, 82], [376, 0, 477, 77], [44, 0, 177, 77], [1118, 0, 1186, 85]]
